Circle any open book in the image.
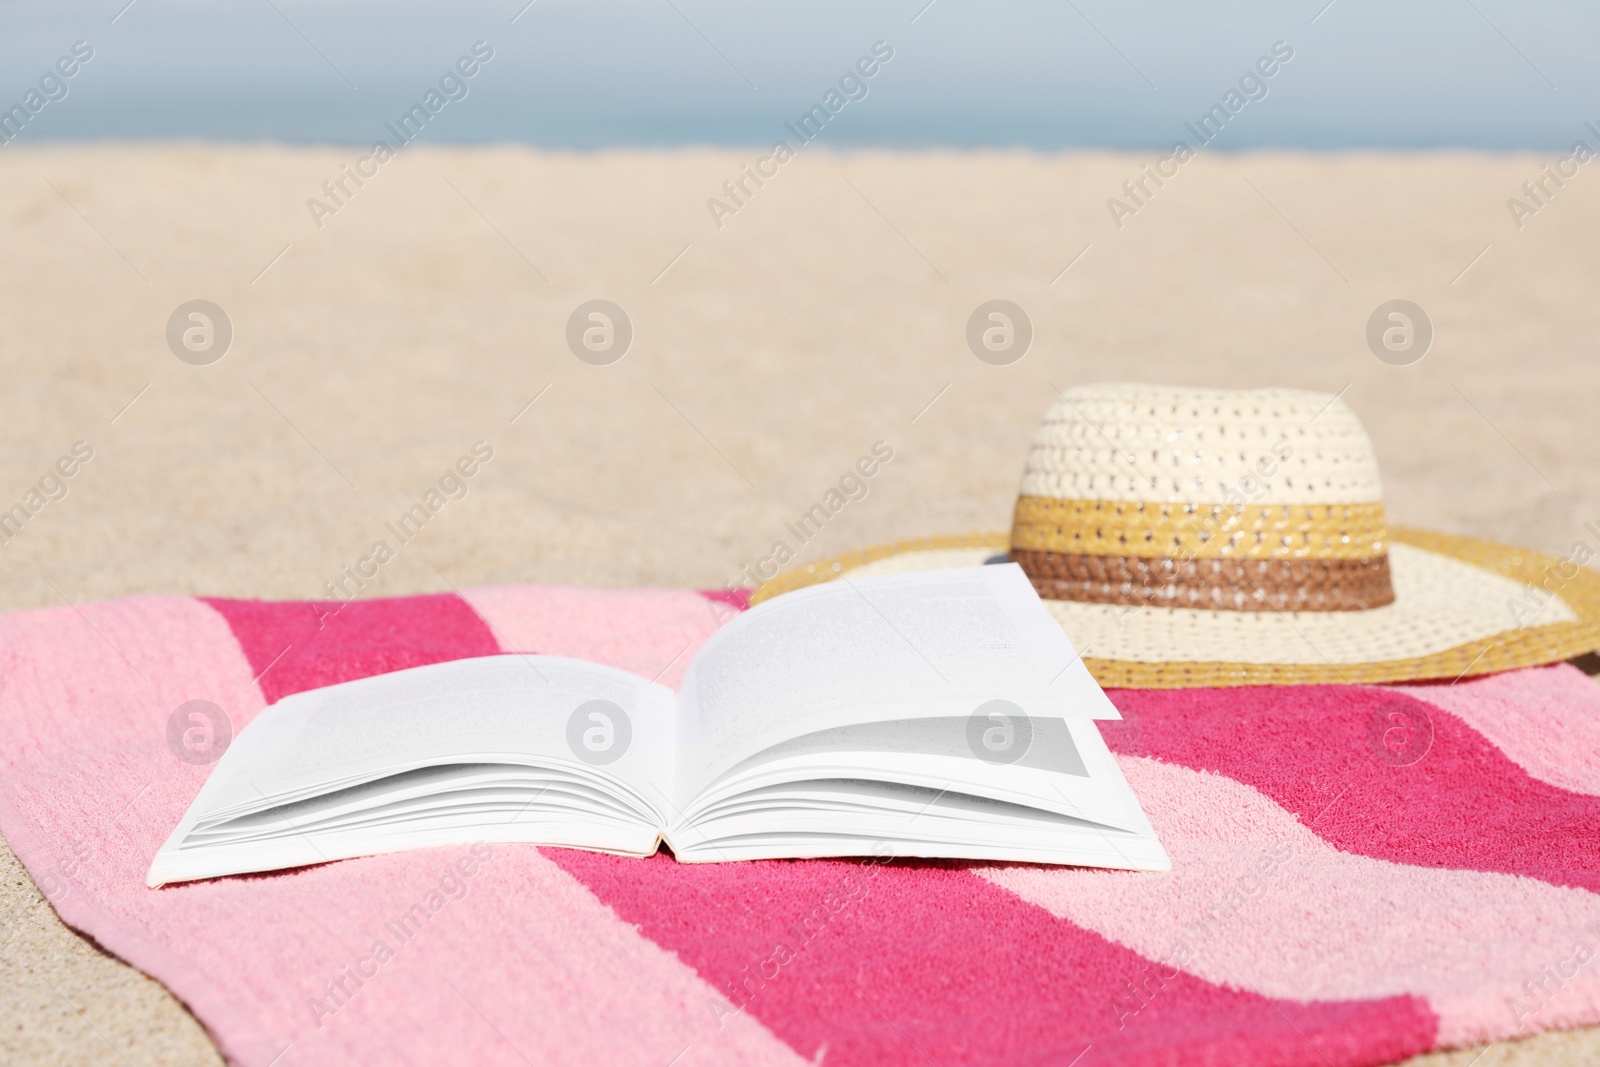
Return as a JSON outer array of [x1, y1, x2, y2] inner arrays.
[[149, 564, 1168, 886]]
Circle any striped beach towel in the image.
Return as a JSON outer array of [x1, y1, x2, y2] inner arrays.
[[2, 584, 1598, 1067]]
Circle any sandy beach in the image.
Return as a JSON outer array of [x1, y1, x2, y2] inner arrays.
[[2, 143, 1597, 1065]]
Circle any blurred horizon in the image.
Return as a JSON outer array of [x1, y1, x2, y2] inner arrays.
[[0, 0, 1596, 151]]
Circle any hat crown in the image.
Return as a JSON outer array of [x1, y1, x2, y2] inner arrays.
[[1020, 384, 1383, 505], [1010, 384, 1396, 613]]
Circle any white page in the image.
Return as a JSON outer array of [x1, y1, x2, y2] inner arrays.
[[673, 564, 1116, 806], [678, 716, 1142, 836], [183, 655, 677, 825], [666, 715, 1168, 872]]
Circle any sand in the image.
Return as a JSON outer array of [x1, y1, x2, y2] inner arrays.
[[1, 143, 1597, 1065]]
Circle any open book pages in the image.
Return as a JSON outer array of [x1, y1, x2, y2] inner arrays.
[[149, 565, 1169, 886]]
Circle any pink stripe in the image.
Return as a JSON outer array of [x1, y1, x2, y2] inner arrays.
[[202, 593, 501, 702], [462, 583, 729, 690], [1389, 665, 1600, 796], [546, 849, 1436, 1067], [0, 597, 268, 883], [258, 847, 808, 1067], [0, 596, 284, 1064], [984, 756, 1600, 1048], [1103, 684, 1600, 894]]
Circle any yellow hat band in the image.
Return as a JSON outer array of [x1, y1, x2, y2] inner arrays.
[[1010, 496, 1389, 561]]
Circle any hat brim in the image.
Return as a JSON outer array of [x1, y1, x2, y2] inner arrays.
[[747, 528, 1600, 688]]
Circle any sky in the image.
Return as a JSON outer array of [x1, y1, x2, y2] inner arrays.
[[1, 0, 1597, 149]]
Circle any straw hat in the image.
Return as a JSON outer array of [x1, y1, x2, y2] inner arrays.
[[751, 384, 1600, 688]]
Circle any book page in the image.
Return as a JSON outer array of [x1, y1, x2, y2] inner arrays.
[[192, 654, 678, 822], [673, 564, 1116, 805], [709, 716, 1089, 780], [665, 715, 1168, 872], [679, 715, 1139, 834]]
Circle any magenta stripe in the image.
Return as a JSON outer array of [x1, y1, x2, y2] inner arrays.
[[546, 850, 1436, 1067], [202, 593, 502, 703], [698, 587, 751, 611], [1102, 685, 1600, 894]]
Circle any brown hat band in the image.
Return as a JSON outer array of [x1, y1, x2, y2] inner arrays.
[[1011, 548, 1397, 612]]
